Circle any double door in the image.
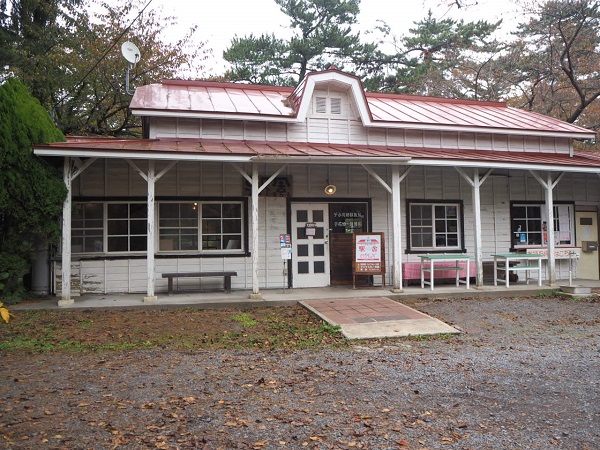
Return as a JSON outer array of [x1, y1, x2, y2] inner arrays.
[[291, 202, 368, 288]]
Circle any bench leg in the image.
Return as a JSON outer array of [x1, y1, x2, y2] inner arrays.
[[167, 277, 173, 296], [224, 276, 231, 293]]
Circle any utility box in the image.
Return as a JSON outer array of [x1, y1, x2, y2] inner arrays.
[[582, 241, 598, 252]]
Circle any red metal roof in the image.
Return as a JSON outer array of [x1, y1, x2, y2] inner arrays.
[[129, 69, 594, 138], [131, 80, 295, 117], [34, 138, 600, 170]]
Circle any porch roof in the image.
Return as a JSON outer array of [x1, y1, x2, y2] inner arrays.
[[34, 137, 600, 173], [129, 70, 595, 139]]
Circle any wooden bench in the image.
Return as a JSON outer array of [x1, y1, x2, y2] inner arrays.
[[161, 271, 237, 295]]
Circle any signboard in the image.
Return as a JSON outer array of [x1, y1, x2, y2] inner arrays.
[[280, 234, 292, 260], [352, 232, 385, 288], [526, 247, 581, 259]]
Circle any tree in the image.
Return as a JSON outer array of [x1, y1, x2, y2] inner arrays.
[[2, 0, 210, 137], [361, 12, 501, 97], [503, 0, 600, 132], [0, 78, 67, 301], [50, 0, 210, 137], [0, 0, 83, 108], [223, 0, 366, 85]]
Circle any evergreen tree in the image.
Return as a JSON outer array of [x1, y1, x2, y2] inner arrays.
[[223, 0, 366, 85], [0, 78, 67, 301]]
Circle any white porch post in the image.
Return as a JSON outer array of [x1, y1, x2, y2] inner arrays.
[[530, 171, 564, 286], [471, 169, 484, 288], [59, 157, 74, 306], [456, 168, 492, 288], [361, 164, 411, 291], [250, 164, 262, 299], [391, 166, 403, 291], [545, 173, 557, 285], [145, 160, 157, 302], [232, 163, 285, 298], [127, 159, 176, 302]]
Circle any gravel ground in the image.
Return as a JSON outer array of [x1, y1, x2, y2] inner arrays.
[[1, 296, 599, 449]]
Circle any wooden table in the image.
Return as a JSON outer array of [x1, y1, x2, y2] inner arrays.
[[418, 254, 473, 291], [492, 254, 543, 287]]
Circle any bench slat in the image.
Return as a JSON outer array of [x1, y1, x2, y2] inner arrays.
[[162, 271, 237, 278]]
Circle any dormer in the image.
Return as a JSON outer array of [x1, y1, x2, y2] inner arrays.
[[290, 69, 371, 124]]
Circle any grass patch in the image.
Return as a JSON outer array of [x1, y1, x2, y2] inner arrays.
[[0, 306, 347, 354], [231, 312, 258, 327]]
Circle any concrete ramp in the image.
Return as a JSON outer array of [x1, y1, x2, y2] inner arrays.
[[300, 297, 459, 340]]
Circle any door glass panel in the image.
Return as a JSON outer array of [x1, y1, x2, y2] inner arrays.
[[297, 210, 308, 222], [313, 244, 324, 256], [298, 261, 309, 274], [314, 261, 325, 273], [313, 210, 324, 222], [314, 227, 324, 239], [298, 244, 309, 256], [297, 227, 307, 240]]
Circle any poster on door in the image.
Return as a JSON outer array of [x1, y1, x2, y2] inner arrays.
[[353, 233, 385, 274]]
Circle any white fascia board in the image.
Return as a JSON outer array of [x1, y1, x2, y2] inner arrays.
[[130, 109, 297, 123], [34, 148, 253, 163], [408, 158, 600, 173]]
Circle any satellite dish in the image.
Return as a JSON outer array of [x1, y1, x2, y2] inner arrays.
[[121, 41, 140, 65]]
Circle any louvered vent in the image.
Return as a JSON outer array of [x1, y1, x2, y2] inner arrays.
[[330, 97, 342, 115], [315, 97, 327, 114]]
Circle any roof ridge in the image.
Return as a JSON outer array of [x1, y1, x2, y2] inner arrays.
[[160, 79, 294, 92]]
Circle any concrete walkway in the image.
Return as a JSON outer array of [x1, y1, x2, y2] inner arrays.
[[301, 296, 459, 339]]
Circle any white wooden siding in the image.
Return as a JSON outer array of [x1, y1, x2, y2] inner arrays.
[[148, 116, 573, 154], [64, 163, 600, 293]]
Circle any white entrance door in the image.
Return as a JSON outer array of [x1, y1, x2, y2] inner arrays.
[[291, 203, 330, 288], [576, 211, 599, 280]]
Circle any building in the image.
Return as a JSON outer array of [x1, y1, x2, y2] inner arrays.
[[33, 69, 599, 306]]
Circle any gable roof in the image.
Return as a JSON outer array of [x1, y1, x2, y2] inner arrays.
[[130, 69, 595, 140]]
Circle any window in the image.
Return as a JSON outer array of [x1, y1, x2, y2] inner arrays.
[[72, 202, 146, 253], [330, 97, 342, 115], [408, 201, 463, 251], [72, 203, 103, 253], [511, 203, 574, 247], [107, 203, 147, 252], [159, 203, 198, 251], [71, 200, 245, 254], [315, 97, 327, 114], [314, 96, 342, 115], [159, 201, 244, 253]]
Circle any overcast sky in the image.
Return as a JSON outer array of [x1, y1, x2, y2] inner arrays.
[[120, 0, 524, 75]]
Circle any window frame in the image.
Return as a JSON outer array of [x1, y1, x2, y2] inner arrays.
[[158, 200, 246, 254], [406, 200, 466, 254], [72, 201, 148, 255], [71, 198, 248, 256], [509, 201, 575, 250]]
